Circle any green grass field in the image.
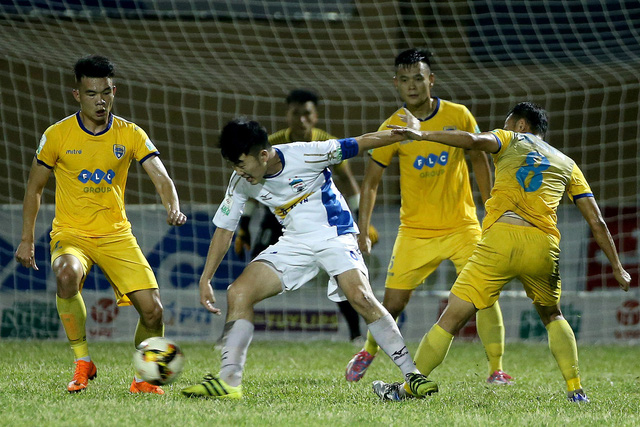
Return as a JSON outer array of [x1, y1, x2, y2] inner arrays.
[[3, 340, 639, 426]]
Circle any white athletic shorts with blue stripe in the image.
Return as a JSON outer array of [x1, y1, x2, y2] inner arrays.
[[252, 233, 368, 302]]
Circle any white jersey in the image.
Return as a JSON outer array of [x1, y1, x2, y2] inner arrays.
[[213, 138, 360, 240]]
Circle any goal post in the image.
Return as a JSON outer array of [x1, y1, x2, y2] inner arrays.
[[1, 0, 639, 342]]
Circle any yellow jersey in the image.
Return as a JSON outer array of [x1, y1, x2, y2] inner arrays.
[[484, 129, 593, 241], [371, 98, 481, 238], [36, 112, 160, 236], [268, 127, 335, 145]]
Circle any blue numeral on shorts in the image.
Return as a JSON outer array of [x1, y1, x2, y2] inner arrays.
[[516, 152, 550, 192]]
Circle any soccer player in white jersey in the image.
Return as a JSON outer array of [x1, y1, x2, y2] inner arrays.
[[371, 102, 631, 402], [181, 117, 437, 400]]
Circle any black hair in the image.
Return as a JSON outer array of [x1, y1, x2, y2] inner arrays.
[[73, 55, 115, 83], [395, 48, 433, 70], [286, 89, 319, 106], [219, 118, 269, 163], [507, 102, 549, 138]]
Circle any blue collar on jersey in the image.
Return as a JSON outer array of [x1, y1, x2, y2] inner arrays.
[[403, 97, 440, 121], [75, 111, 114, 136], [264, 147, 285, 179]]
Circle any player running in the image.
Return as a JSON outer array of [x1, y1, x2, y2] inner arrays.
[[181, 115, 436, 400], [15, 55, 187, 395], [371, 102, 631, 402]]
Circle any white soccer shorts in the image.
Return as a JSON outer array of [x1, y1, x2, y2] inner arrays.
[[252, 233, 369, 302]]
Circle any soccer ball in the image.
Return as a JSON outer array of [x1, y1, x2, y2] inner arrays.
[[133, 337, 185, 385]]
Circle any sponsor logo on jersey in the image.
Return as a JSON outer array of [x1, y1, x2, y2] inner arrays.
[[36, 134, 46, 154], [443, 126, 457, 131], [413, 151, 449, 170], [145, 139, 157, 152], [66, 149, 83, 155], [113, 144, 125, 159], [220, 196, 233, 216], [78, 169, 116, 185]]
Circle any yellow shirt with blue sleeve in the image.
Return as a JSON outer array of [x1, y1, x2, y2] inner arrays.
[[484, 129, 593, 241], [370, 98, 481, 238], [35, 112, 160, 236]]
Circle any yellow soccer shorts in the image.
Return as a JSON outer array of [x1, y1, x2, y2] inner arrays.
[[451, 222, 562, 310], [50, 230, 158, 306], [385, 225, 481, 290]]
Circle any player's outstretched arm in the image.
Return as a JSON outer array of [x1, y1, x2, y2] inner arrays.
[[15, 158, 51, 270], [142, 156, 187, 226], [199, 227, 235, 314], [575, 196, 631, 291]]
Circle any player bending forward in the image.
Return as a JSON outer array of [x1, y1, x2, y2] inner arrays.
[[181, 116, 436, 400], [371, 102, 631, 402]]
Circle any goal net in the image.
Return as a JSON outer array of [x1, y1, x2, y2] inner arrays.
[[1, 0, 639, 343]]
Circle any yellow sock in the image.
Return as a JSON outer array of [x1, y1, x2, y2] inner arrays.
[[476, 301, 505, 375], [134, 319, 164, 347], [414, 324, 454, 377], [56, 293, 89, 360], [546, 319, 581, 391], [363, 330, 380, 356]]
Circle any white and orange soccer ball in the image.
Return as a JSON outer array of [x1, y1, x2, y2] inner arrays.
[[133, 337, 185, 385]]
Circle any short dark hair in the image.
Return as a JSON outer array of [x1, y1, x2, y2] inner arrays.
[[74, 55, 115, 83], [507, 102, 549, 137], [219, 118, 269, 163], [286, 89, 318, 106], [395, 48, 432, 70]]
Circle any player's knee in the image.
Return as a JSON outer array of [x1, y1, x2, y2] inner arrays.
[[55, 265, 82, 296], [226, 282, 253, 309], [347, 288, 377, 313], [140, 303, 164, 329]]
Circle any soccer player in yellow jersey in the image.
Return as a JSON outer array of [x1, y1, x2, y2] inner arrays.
[[234, 89, 367, 343], [371, 102, 631, 402], [14, 55, 187, 395], [346, 48, 511, 385]]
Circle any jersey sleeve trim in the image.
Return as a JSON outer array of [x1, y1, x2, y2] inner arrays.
[[338, 138, 358, 160], [139, 152, 160, 164], [572, 193, 594, 201], [369, 156, 388, 168], [36, 158, 54, 169], [491, 133, 502, 154]]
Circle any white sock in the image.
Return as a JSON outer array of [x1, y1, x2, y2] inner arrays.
[[367, 313, 417, 376], [219, 319, 254, 387]]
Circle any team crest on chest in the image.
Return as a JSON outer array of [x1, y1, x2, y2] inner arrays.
[[113, 144, 125, 159], [289, 177, 306, 193]]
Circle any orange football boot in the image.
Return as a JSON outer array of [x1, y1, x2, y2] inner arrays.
[[67, 360, 97, 393], [129, 379, 165, 395]]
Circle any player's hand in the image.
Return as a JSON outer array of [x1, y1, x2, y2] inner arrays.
[[388, 107, 422, 141], [15, 241, 38, 270], [615, 268, 631, 292], [368, 224, 379, 247], [388, 124, 423, 141], [167, 210, 187, 226], [234, 228, 251, 257], [199, 279, 221, 315], [357, 232, 372, 255], [398, 107, 420, 131]]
